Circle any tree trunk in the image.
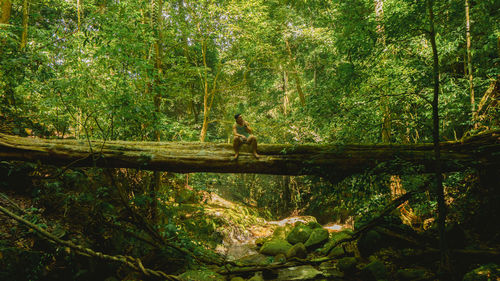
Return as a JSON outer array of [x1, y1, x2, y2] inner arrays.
[[150, 0, 164, 222], [1, 131, 498, 179], [20, 0, 29, 50], [284, 38, 305, 106], [77, 0, 81, 32], [427, 0, 450, 271], [465, 0, 475, 126], [283, 69, 288, 115], [0, 0, 11, 24]]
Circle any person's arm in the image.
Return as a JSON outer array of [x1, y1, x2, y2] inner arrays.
[[244, 121, 253, 134]]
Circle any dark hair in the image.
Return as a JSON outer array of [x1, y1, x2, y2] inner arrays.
[[234, 113, 241, 120]]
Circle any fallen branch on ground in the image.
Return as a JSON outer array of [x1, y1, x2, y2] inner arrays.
[[0, 203, 180, 281]]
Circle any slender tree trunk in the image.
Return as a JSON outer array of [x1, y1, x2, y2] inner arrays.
[[284, 38, 305, 106], [199, 39, 220, 142], [427, 0, 449, 271], [465, 0, 475, 126], [77, 0, 81, 32], [20, 0, 29, 50], [0, 0, 11, 25], [283, 69, 288, 116], [150, 0, 164, 222]]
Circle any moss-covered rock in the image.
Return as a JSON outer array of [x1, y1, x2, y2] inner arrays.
[[463, 263, 500, 281], [327, 246, 345, 258], [285, 242, 307, 259], [274, 253, 286, 263], [337, 257, 358, 273], [320, 230, 352, 255], [259, 239, 293, 256], [230, 277, 245, 281], [248, 272, 265, 281], [360, 260, 387, 280], [304, 228, 329, 250], [286, 224, 313, 245], [272, 226, 288, 240], [255, 236, 270, 247], [306, 221, 322, 229]]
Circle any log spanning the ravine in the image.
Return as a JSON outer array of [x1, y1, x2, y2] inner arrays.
[[0, 131, 499, 179]]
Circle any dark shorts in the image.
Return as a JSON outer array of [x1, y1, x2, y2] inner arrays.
[[238, 136, 250, 144]]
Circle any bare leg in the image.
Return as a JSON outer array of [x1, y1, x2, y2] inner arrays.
[[233, 137, 242, 160], [248, 135, 259, 158]]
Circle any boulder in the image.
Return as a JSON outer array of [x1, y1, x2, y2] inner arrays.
[[320, 230, 352, 255], [337, 257, 358, 273], [274, 253, 286, 263], [230, 277, 245, 281], [327, 246, 345, 258], [248, 272, 265, 281], [273, 226, 289, 240], [285, 242, 307, 259], [304, 228, 329, 250], [286, 225, 313, 245], [360, 260, 387, 281], [255, 236, 270, 247], [260, 239, 293, 256], [306, 221, 322, 229]]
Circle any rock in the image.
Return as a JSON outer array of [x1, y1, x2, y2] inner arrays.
[[255, 236, 270, 247], [286, 242, 307, 259], [395, 268, 428, 280], [248, 272, 265, 281], [286, 224, 313, 245], [273, 226, 288, 240], [275, 253, 286, 263], [276, 265, 322, 280], [337, 257, 357, 273], [306, 221, 322, 229], [327, 246, 345, 258], [260, 239, 293, 256], [319, 261, 344, 279], [230, 277, 245, 281], [226, 244, 259, 261], [320, 230, 352, 255], [360, 260, 387, 280], [357, 230, 382, 257], [304, 228, 329, 250], [463, 263, 500, 281], [237, 254, 272, 266]]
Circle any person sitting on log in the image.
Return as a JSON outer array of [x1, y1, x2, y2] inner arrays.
[[233, 113, 259, 160]]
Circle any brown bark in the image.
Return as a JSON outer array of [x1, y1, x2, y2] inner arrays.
[[0, 0, 11, 25], [466, 0, 475, 125], [20, 0, 29, 50], [0, 131, 498, 179], [284, 38, 306, 106], [427, 0, 450, 270]]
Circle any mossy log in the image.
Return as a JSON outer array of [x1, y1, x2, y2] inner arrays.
[[0, 131, 499, 179]]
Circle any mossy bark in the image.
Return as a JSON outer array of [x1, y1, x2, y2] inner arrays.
[[0, 131, 498, 180]]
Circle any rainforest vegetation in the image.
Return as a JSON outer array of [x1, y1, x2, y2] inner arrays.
[[0, 0, 499, 280]]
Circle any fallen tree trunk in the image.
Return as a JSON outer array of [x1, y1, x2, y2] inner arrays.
[[0, 131, 499, 179]]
